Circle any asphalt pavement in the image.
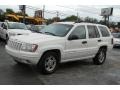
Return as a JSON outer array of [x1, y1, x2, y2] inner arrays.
[[0, 38, 120, 85]]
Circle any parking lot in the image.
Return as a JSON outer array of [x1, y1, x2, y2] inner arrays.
[[0, 38, 120, 85]]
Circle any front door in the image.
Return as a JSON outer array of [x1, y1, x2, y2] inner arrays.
[[63, 25, 89, 61]]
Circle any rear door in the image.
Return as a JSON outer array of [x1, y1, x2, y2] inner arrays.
[[98, 26, 112, 46], [86, 25, 101, 56]]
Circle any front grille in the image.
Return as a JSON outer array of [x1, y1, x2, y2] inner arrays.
[[8, 40, 22, 50]]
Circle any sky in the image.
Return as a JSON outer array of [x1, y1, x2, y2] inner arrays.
[[0, 5, 120, 22]]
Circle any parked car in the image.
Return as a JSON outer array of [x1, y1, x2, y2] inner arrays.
[[30, 25, 46, 33], [26, 24, 32, 30], [112, 33, 120, 47], [0, 21, 32, 42], [6, 22, 113, 74]]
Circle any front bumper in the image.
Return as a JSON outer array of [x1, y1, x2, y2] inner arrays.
[[5, 45, 40, 64], [114, 41, 120, 46]]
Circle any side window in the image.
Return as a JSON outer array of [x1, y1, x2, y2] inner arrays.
[[87, 25, 100, 38], [69, 25, 86, 40], [1, 23, 7, 29], [98, 26, 110, 37], [1, 23, 4, 28]]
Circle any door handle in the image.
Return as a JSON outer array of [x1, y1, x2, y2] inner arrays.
[[82, 41, 87, 44], [98, 39, 102, 42]]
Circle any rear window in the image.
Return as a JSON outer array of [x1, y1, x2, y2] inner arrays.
[[98, 26, 110, 37], [87, 25, 100, 38]]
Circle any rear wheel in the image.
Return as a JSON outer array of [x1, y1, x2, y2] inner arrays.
[[93, 48, 107, 65], [37, 51, 59, 74], [5, 35, 9, 44]]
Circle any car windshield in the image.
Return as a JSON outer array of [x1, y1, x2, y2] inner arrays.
[[112, 33, 120, 38], [8, 23, 27, 30], [40, 24, 73, 37]]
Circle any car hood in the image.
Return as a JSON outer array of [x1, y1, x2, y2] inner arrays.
[[10, 33, 62, 44], [8, 29, 32, 35]]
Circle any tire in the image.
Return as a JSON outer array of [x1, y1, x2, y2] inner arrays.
[[93, 48, 107, 65], [37, 51, 59, 74], [5, 35, 9, 44]]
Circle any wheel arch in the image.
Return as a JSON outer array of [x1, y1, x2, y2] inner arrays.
[[39, 49, 62, 64], [99, 45, 108, 51]]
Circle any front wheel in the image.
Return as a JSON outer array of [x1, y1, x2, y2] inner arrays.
[[93, 48, 107, 65], [37, 52, 59, 74]]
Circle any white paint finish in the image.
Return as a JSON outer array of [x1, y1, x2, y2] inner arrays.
[[5, 22, 113, 64], [0, 22, 32, 40]]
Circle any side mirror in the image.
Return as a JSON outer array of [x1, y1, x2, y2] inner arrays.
[[68, 35, 79, 40]]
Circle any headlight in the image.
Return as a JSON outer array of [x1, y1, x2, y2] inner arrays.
[[21, 43, 38, 52]]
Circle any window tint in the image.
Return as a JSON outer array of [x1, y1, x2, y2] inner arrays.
[[70, 26, 86, 39], [98, 26, 110, 37], [40, 24, 73, 37], [87, 25, 100, 38]]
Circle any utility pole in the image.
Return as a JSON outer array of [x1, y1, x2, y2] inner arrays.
[[43, 5, 45, 19], [22, 5, 26, 24], [77, 12, 79, 22], [104, 15, 107, 25], [56, 11, 59, 22], [57, 11, 59, 18], [42, 5, 45, 25], [19, 5, 26, 23]]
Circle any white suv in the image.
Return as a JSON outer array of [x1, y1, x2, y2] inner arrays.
[[0, 21, 31, 42], [6, 22, 113, 74]]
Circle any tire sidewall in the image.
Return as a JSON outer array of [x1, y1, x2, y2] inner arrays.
[[5, 35, 9, 44], [38, 52, 59, 74], [94, 48, 106, 65]]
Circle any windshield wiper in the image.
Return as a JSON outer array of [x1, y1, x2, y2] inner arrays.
[[44, 32, 56, 36]]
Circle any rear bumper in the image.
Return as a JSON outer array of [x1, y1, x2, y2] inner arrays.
[[114, 42, 120, 46], [5, 45, 40, 65]]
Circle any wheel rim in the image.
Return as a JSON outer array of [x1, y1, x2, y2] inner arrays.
[[45, 56, 56, 72], [98, 50, 105, 63]]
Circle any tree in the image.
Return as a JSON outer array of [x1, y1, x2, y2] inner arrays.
[[84, 16, 98, 23], [62, 15, 78, 21], [61, 15, 83, 22], [6, 8, 14, 14], [46, 17, 60, 24], [52, 17, 60, 22], [0, 9, 5, 21], [108, 22, 115, 28], [0, 14, 5, 21]]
